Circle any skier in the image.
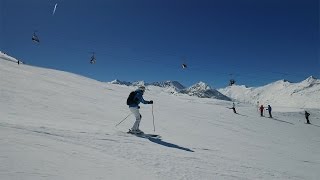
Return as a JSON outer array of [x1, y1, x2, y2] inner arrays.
[[230, 102, 237, 114], [259, 105, 264, 117], [266, 105, 272, 118], [305, 111, 310, 124], [127, 86, 153, 134]]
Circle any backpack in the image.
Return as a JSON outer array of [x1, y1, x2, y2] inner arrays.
[[126, 91, 138, 105]]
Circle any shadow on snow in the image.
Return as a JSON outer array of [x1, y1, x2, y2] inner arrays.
[[235, 113, 248, 117], [147, 137, 194, 152], [271, 118, 294, 125], [309, 123, 320, 128]]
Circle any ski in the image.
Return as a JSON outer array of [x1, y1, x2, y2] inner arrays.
[[127, 130, 161, 138]]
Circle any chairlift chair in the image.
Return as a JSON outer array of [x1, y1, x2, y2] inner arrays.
[[32, 32, 40, 43], [90, 53, 96, 64], [229, 79, 236, 86]]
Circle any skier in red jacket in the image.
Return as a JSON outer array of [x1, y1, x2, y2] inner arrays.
[[259, 105, 264, 117]]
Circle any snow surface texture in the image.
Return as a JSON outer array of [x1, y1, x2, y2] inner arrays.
[[1, 53, 320, 180]]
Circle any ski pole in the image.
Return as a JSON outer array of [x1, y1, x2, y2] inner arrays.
[[152, 104, 155, 132], [115, 112, 132, 127]]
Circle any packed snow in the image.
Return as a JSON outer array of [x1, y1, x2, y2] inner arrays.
[[1, 53, 320, 180]]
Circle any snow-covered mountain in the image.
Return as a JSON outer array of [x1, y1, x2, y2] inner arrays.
[[109, 79, 132, 86], [149, 81, 185, 91], [180, 81, 232, 101], [109, 80, 146, 87], [219, 77, 320, 109], [1, 52, 320, 179], [110, 80, 230, 100], [109, 80, 182, 96], [110, 79, 185, 91]]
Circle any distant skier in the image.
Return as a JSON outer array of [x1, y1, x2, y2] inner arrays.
[[259, 105, 264, 117], [230, 102, 237, 114], [305, 111, 310, 124], [126, 86, 153, 134], [266, 105, 272, 118]]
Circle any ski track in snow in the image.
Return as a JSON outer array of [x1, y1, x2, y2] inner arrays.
[[1, 121, 307, 180]]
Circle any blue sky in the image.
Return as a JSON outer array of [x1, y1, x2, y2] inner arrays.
[[1, 0, 319, 88]]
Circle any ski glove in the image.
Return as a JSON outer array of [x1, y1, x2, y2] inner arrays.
[[149, 100, 153, 104]]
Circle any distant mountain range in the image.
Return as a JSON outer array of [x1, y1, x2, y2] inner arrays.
[[180, 82, 231, 101], [109, 76, 320, 108], [109, 80, 231, 101], [110, 79, 185, 90]]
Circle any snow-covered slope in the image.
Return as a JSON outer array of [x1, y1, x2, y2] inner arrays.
[[1, 54, 320, 179], [219, 77, 320, 109], [0, 51, 20, 64]]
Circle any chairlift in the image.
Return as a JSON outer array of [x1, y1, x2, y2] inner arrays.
[[228, 73, 236, 86], [181, 56, 188, 69], [32, 31, 40, 43], [229, 79, 236, 86], [90, 52, 96, 64]]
